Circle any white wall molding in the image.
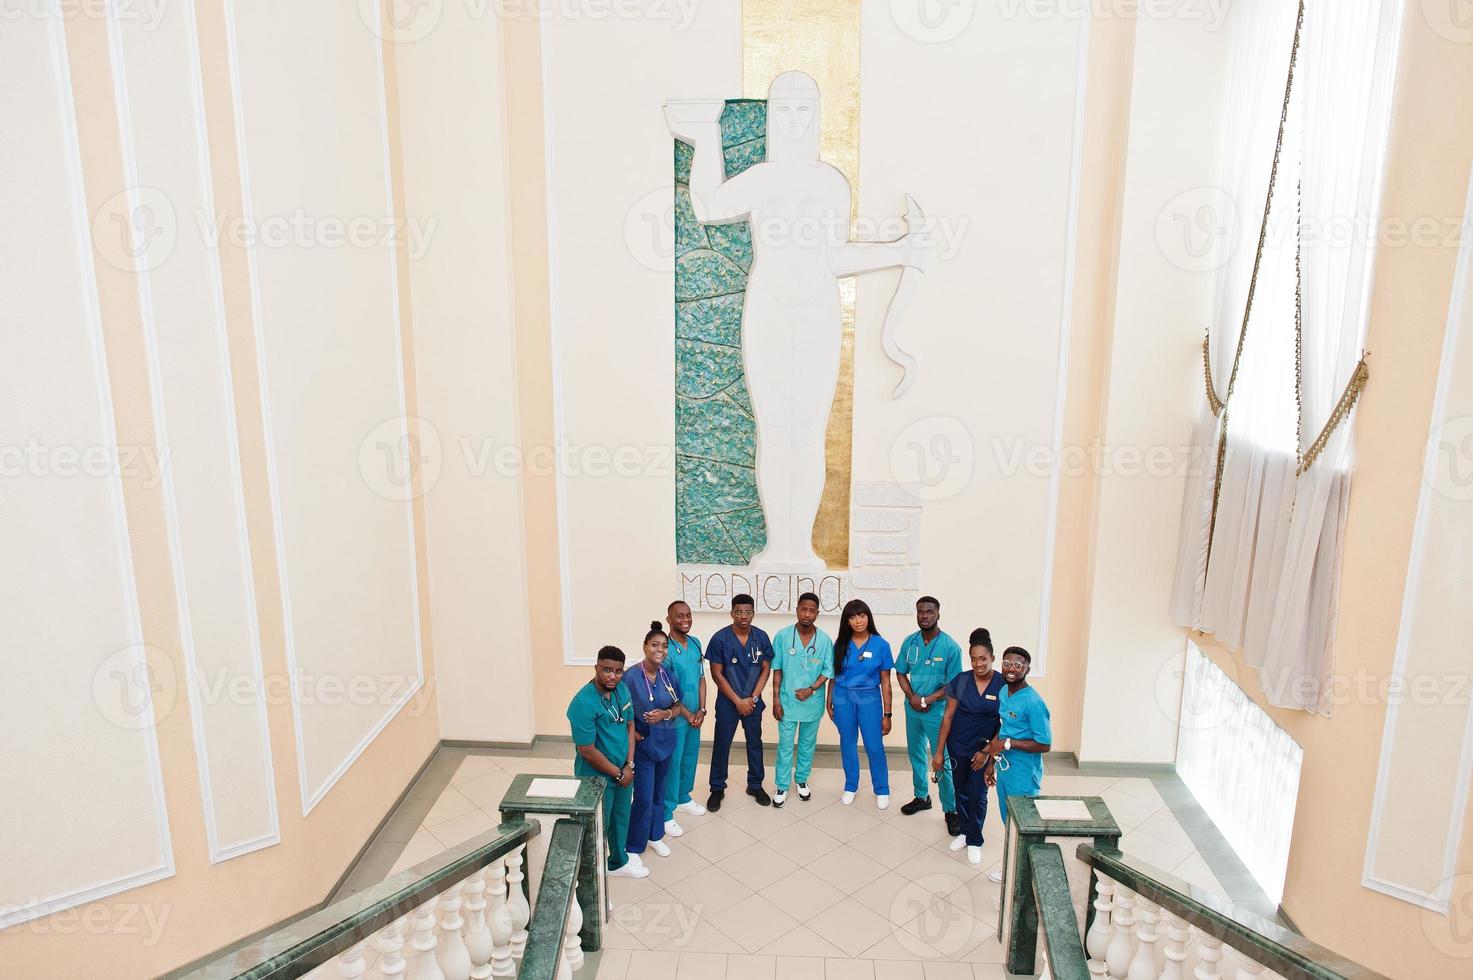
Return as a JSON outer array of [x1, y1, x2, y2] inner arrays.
[[222, 0, 424, 816], [1361, 155, 1473, 914], [1, 3, 174, 926], [106, 0, 280, 864]]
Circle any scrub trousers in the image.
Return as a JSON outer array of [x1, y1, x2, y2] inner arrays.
[[774, 715, 820, 791], [599, 774, 634, 871], [996, 764, 1042, 824], [710, 699, 765, 792], [663, 720, 702, 821], [627, 749, 673, 855], [948, 746, 989, 847], [831, 685, 889, 795], [904, 704, 954, 811]]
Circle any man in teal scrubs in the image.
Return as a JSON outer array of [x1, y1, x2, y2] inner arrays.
[[662, 600, 708, 835], [895, 595, 964, 837], [770, 592, 834, 807], [985, 645, 1052, 882], [566, 645, 645, 878]]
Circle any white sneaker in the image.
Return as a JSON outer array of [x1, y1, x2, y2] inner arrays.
[[967, 846, 982, 865], [877, 795, 890, 811], [773, 790, 787, 807], [949, 834, 968, 851], [626, 852, 645, 868], [650, 839, 671, 858], [797, 783, 812, 800], [609, 862, 649, 879], [989, 869, 1004, 883], [842, 791, 856, 806], [676, 801, 707, 816], [664, 820, 684, 837]]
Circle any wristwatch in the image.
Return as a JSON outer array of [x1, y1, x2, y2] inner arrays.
[[1004, 737, 1012, 752], [883, 712, 893, 718], [919, 696, 928, 709]]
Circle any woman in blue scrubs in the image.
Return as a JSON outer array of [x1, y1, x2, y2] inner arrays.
[[827, 598, 894, 809], [931, 627, 1004, 864], [623, 622, 693, 862]]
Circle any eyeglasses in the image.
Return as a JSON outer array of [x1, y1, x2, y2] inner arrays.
[[1000, 660, 1028, 669]]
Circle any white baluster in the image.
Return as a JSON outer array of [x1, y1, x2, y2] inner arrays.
[[488, 858, 516, 977], [1159, 911, 1188, 980], [338, 940, 369, 979], [1088, 962, 1110, 978], [1126, 896, 1159, 980], [406, 898, 445, 980], [1085, 877, 1114, 968], [369, 916, 408, 980], [1105, 886, 1137, 978], [505, 845, 530, 960], [561, 891, 584, 973], [464, 870, 493, 979], [436, 881, 472, 980], [1228, 945, 1267, 979], [1193, 932, 1224, 980]]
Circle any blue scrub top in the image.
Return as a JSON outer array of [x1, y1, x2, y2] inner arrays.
[[896, 630, 964, 697], [623, 664, 683, 761], [834, 635, 894, 690], [706, 625, 774, 702], [999, 684, 1052, 784], [944, 670, 1005, 756]]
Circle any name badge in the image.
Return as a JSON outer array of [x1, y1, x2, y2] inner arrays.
[[861, 651, 873, 660], [985, 693, 998, 700]]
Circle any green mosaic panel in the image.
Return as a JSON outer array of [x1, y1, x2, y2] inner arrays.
[[674, 100, 767, 565]]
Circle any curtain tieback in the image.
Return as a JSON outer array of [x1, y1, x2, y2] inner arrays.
[[1297, 354, 1370, 476]]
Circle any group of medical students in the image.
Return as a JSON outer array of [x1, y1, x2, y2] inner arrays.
[[564, 592, 1052, 882]]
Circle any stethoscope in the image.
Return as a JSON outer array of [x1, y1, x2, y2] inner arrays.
[[601, 690, 626, 723], [638, 665, 679, 706]]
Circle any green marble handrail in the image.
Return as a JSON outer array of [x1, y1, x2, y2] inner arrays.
[[173, 820, 539, 980], [1028, 843, 1091, 980], [1077, 844, 1391, 980], [516, 818, 586, 980]]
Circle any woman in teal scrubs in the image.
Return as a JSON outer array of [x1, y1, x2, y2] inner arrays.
[[827, 598, 894, 809], [932, 627, 1004, 864], [623, 622, 693, 862]]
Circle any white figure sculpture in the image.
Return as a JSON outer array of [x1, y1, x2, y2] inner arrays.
[[666, 71, 934, 571]]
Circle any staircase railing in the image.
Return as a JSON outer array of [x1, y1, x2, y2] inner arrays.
[[174, 774, 606, 980], [1001, 796, 1390, 980]]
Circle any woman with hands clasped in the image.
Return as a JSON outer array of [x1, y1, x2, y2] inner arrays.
[[622, 622, 695, 863], [931, 628, 1005, 864]]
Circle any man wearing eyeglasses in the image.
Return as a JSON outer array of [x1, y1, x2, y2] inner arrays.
[[985, 645, 1052, 883], [567, 645, 644, 878]]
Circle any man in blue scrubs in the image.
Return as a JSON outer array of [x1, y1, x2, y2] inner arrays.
[[662, 600, 707, 836], [705, 593, 775, 810], [895, 596, 964, 837], [985, 646, 1051, 882], [566, 646, 645, 878]]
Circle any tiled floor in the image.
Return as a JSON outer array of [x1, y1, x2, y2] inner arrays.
[[342, 744, 1263, 980]]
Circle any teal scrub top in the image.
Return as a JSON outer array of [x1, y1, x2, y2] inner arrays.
[[665, 634, 705, 705], [566, 680, 633, 779], [896, 629, 963, 698], [999, 684, 1052, 784], [771, 625, 835, 722]]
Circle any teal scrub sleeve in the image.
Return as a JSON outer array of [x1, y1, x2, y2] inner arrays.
[[1030, 697, 1053, 744], [567, 697, 596, 746]]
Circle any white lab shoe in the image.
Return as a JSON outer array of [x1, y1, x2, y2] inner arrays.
[[967, 846, 982, 865], [609, 862, 649, 879], [797, 783, 812, 800], [773, 790, 787, 807], [676, 801, 707, 816], [949, 834, 968, 851], [842, 791, 856, 806], [989, 869, 1004, 883], [650, 839, 671, 858], [664, 820, 684, 837], [876, 795, 890, 811], [626, 852, 645, 868]]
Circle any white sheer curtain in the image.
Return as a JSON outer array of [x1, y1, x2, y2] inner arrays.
[[1171, 0, 1401, 713]]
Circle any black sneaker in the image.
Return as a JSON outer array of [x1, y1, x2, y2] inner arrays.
[[748, 786, 772, 806], [797, 783, 812, 801], [900, 797, 933, 816], [944, 811, 960, 837], [707, 790, 724, 812]]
